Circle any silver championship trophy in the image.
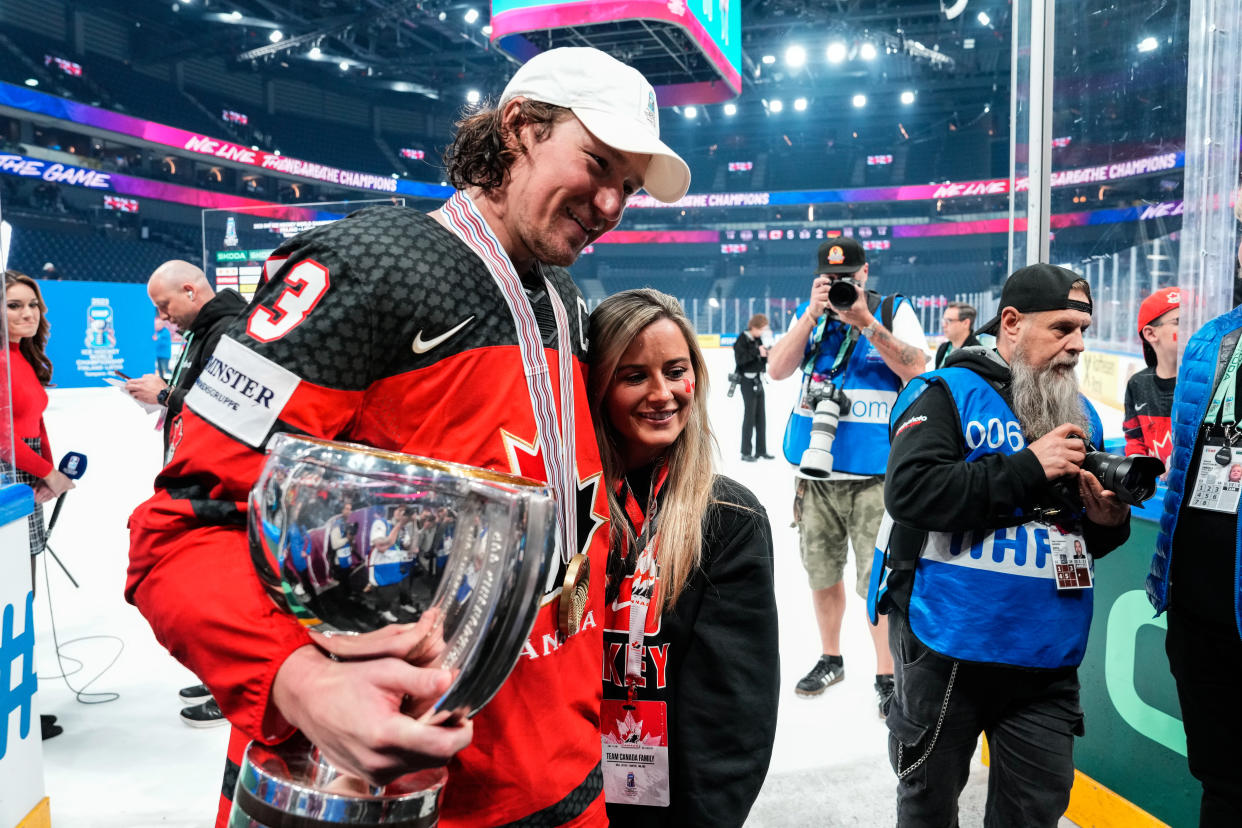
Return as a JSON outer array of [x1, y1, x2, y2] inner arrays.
[[229, 434, 557, 827]]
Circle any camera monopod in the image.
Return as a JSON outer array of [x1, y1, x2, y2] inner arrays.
[[43, 450, 87, 588]]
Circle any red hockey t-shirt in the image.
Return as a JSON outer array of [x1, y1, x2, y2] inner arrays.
[[126, 206, 610, 827]]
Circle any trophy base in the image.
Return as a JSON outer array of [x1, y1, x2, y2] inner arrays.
[[229, 735, 446, 827]]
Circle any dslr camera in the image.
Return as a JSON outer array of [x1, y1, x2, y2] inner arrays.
[[1045, 438, 1166, 511], [726, 372, 742, 398], [798, 379, 851, 479]]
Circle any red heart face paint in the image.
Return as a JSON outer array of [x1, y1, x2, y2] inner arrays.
[[683, 378, 694, 395]]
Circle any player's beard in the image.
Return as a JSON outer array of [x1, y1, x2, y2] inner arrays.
[[1011, 343, 1091, 440]]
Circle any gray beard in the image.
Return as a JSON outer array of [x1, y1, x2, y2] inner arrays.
[[1010, 345, 1091, 441]]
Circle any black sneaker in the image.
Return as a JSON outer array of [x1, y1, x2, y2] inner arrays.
[[180, 698, 227, 728], [178, 683, 212, 705], [741, 454, 757, 462], [41, 714, 62, 740], [758, 453, 776, 459], [875, 674, 895, 719], [795, 656, 844, 696]]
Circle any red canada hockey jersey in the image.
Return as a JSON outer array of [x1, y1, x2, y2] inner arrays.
[[126, 206, 610, 827]]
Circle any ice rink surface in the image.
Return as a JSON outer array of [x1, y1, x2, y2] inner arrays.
[[31, 346, 1091, 826]]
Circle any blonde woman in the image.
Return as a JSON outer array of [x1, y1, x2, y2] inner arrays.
[[587, 288, 779, 826]]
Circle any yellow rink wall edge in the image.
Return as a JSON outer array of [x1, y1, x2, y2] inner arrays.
[[17, 797, 50, 828], [981, 739, 1169, 827]]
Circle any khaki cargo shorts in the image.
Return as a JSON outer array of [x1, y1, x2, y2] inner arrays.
[[797, 477, 885, 596]]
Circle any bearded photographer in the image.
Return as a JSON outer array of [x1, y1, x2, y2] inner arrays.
[[876, 264, 1130, 827], [768, 237, 928, 713]]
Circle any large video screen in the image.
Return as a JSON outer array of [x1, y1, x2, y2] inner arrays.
[[201, 199, 404, 300]]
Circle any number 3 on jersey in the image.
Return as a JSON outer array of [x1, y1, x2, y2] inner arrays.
[[246, 259, 330, 342]]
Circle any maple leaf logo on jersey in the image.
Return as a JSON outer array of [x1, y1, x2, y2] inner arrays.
[[500, 428, 607, 597]]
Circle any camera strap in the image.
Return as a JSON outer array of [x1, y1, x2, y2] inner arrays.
[[441, 191, 578, 566], [800, 291, 892, 378]]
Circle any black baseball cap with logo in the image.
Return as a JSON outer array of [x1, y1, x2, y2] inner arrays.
[[977, 263, 1093, 335], [816, 237, 866, 274]]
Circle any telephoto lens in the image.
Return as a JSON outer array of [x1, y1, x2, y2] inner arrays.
[[828, 279, 859, 310], [799, 381, 850, 478]]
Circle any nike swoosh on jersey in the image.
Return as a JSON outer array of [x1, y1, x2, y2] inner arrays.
[[411, 316, 475, 354], [1135, 402, 1147, 411], [611, 598, 631, 612]]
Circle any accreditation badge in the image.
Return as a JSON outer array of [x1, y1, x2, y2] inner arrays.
[[1188, 438, 1242, 514], [601, 699, 670, 807], [1049, 526, 1093, 591]]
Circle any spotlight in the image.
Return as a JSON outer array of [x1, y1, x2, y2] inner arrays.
[[723, 102, 737, 116], [466, 89, 480, 104], [438, 11, 446, 21], [785, 45, 807, 68], [464, 9, 479, 24], [339, 60, 350, 71], [309, 46, 322, 58], [859, 42, 877, 61], [769, 99, 784, 113], [852, 94, 867, 108], [826, 41, 847, 64], [229, 10, 242, 20], [269, 30, 283, 43], [794, 97, 807, 111], [761, 54, 776, 64], [24, 78, 38, 87], [1137, 36, 1158, 52], [977, 11, 991, 26], [684, 106, 698, 119], [482, 25, 492, 35], [900, 90, 916, 105]]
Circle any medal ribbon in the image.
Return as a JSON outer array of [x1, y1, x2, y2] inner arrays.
[[440, 191, 578, 564], [1205, 336, 1242, 426], [621, 461, 666, 701]]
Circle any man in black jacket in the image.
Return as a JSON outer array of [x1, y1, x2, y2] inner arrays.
[[125, 260, 248, 458], [124, 258, 247, 728], [733, 313, 773, 461], [877, 264, 1130, 827], [932, 301, 979, 369]]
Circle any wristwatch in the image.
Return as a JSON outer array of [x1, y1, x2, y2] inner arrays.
[[861, 320, 881, 338], [157, 387, 170, 406]]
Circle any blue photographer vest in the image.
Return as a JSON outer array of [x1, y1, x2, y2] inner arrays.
[[886, 366, 1104, 669], [782, 297, 907, 475]]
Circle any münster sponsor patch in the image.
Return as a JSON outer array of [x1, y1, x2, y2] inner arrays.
[[185, 335, 300, 447]]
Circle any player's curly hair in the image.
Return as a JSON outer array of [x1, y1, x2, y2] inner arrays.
[[443, 98, 573, 191]]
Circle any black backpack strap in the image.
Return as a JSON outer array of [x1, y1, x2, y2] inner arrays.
[[880, 293, 901, 331]]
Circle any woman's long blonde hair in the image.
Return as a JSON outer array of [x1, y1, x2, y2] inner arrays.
[[587, 289, 715, 612]]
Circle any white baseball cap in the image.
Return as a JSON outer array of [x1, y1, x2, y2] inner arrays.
[[500, 47, 691, 204]]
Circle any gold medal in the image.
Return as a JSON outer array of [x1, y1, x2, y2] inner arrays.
[[558, 552, 591, 638]]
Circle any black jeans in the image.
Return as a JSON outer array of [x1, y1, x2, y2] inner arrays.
[[739, 375, 766, 456], [886, 610, 1084, 828], [1166, 607, 1242, 827]]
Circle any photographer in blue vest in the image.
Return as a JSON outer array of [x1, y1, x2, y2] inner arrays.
[[768, 237, 928, 715], [874, 264, 1130, 827]]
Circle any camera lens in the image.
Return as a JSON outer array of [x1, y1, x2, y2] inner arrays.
[[828, 280, 858, 310]]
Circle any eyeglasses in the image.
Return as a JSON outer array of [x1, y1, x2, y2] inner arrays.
[[942, 315, 962, 323], [1146, 316, 1180, 329]]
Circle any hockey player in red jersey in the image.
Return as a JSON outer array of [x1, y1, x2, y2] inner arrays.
[[125, 46, 690, 827]]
